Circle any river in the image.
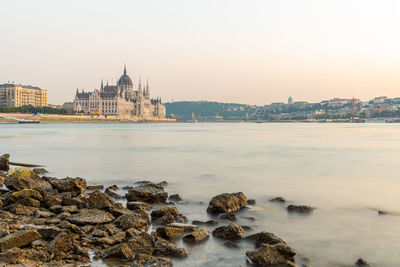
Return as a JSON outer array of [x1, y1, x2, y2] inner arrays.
[[1, 123, 399, 266]]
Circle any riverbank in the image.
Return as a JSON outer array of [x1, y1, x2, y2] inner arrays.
[[0, 113, 177, 124]]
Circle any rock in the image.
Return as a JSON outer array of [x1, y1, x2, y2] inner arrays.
[[0, 247, 26, 264], [125, 184, 168, 204], [93, 231, 126, 246], [114, 213, 149, 231], [49, 232, 75, 257], [355, 258, 373, 267], [87, 190, 114, 209], [35, 210, 55, 218], [245, 243, 296, 266], [270, 197, 286, 203], [207, 192, 248, 214], [183, 228, 209, 243], [4, 189, 42, 206], [50, 177, 87, 194], [151, 207, 180, 221], [5, 168, 52, 193], [109, 203, 135, 217], [56, 211, 71, 220], [245, 231, 286, 247], [153, 239, 188, 258], [98, 224, 121, 236], [37, 227, 64, 240], [156, 225, 185, 240], [5, 204, 38, 215], [67, 208, 115, 225], [223, 240, 239, 248], [102, 243, 135, 260], [127, 232, 155, 254], [0, 230, 41, 251], [32, 168, 48, 175], [92, 229, 108, 237], [192, 219, 218, 226], [153, 214, 176, 225], [168, 194, 183, 202], [134, 253, 172, 267], [287, 205, 314, 214], [126, 228, 141, 238], [62, 205, 78, 213], [122, 185, 134, 190], [127, 201, 151, 212], [0, 154, 10, 172], [43, 195, 62, 208], [49, 205, 63, 213], [105, 187, 125, 200], [218, 212, 237, 221], [86, 185, 104, 190], [212, 223, 244, 240], [166, 223, 198, 232]]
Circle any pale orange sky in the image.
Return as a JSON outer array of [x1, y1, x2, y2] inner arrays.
[[1, 0, 399, 105]]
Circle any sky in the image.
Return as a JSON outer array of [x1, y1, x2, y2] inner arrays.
[[1, 0, 400, 105]]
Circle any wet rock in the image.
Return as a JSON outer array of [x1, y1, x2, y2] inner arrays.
[[93, 231, 126, 246], [86, 185, 104, 190], [92, 229, 108, 237], [168, 194, 183, 202], [105, 186, 125, 200], [207, 192, 248, 214], [32, 168, 48, 175], [245, 243, 296, 266], [270, 196, 286, 203], [245, 231, 287, 247], [126, 228, 141, 238], [46, 218, 62, 225], [67, 208, 115, 225], [102, 243, 135, 260], [153, 239, 188, 258], [248, 199, 256, 205], [355, 258, 373, 267], [218, 212, 237, 221], [62, 205, 78, 213], [5, 168, 52, 193], [151, 207, 180, 221], [127, 232, 155, 254], [0, 230, 41, 251], [183, 228, 209, 243], [98, 224, 121, 236], [81, 225, 94, 235], [127, 201, 151, 212], [153, 214, 176, 225], [49, 232, 75, 258], [56, 211, 71, 220], [166, 223, 198, 232], [87, 190, 114, 209], [192, 219, 218, 226], [0, 154, 10, 172], [62, 195, 86, 208], [122, 185, 134, 190], [49, 205, 63, 213], [114, 213, 149, 231], [287, 205, 314, 214], [223, 240, 239, 248], [156, 225, 185, 240], [50, 177, 87, 194], [0, 247, 26, 264], [109, 203, 135, 217], [126, 184, 168, 204], [212, 223, 244, 240]]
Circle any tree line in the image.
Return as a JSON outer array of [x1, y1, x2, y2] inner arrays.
[[0, 105, 68, 114]]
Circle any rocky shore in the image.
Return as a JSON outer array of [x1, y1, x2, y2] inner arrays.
[[0, 153, 373, 267]]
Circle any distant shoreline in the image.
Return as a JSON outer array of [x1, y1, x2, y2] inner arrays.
[[0, 113, 178, 124]]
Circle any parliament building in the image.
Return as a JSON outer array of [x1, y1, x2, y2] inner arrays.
[[74, 66, 166, 118]]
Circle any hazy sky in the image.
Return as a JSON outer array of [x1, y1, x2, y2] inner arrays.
[[1, 0, 400, 105]]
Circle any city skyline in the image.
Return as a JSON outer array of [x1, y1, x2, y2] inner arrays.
[[1, 0, 400, 105]]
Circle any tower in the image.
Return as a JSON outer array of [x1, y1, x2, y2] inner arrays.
[[100, 79, 104, 92], [145, 78, 150, 98]]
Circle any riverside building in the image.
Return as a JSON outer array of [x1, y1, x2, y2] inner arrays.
[[73, 65, 166, 119], [0, 83, 48, 107]]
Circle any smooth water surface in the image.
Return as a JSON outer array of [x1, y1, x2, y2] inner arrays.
[[1, 123, 400, 266]]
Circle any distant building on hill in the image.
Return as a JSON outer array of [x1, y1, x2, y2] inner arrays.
[[288, 96, 293, 105], [73, 65, 166, 118], [0, 83, 47, 107]]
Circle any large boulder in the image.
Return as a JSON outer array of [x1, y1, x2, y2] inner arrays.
[[0, 154, 9, 172], [50, 177, 87, 194], [156, 226, 185, 240], [5, 168, 52, 193], [245, 231, 287, 247], [287, 205, 314, 214], [4, 189, 43, 207], [66, 208, 115, 225], [102, 243, 135, 260], [125, 184, 168, 204], [0, 230, 41, 251], [151, 207, 180, 221], [87, 190, 114, 209], [127, 201, 151, 212], [153, 239, 188, 258], [207, 192, 248, 214], [212, 223, 244, 240], [245, 243, 296, 266], [48, 232, 75, 259], [0, 247, 27, 264]]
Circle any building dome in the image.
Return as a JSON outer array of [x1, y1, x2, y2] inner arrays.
[[117, 65, 133, 86]]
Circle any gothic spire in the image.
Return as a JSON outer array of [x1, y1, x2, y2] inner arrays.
[[101, 79, 104, 91], [124, 64, 127, 75]]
